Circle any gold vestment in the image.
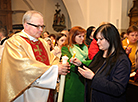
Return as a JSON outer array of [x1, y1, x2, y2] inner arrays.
[[0, 32, 59, 102]]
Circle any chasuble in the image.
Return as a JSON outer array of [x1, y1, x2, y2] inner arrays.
[[0, 31, 59, 102]]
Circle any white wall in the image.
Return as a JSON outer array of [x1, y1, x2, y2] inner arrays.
[[12, 0, 30, 25], [63, 0, 134, 32], [87, 0, 109, 28], [12, 0, 71, 34], [63, 0, 87, 28], [110, 0, 122, 29], [12, 0, 134, 33]]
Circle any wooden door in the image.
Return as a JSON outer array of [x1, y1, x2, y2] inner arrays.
[[0, 0, 12, 33]]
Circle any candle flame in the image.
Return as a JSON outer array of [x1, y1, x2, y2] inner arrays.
[[127, 39, 129, 44], [73, 51, 76, 58], [125, 39, 129, 49], [53, 40, 55, 46]]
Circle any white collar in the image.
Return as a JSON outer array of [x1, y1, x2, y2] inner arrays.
[[22, 30, 38, 42], [1, 37, 6, 41]]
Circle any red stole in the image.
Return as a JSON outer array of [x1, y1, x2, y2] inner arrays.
[[21, 36, 54, 102], [21, 36, 50, 65]]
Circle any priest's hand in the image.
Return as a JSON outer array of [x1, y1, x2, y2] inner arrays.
[[58, 62, 70, 75]]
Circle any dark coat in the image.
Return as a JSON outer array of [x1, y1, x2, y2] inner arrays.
[[88, 52, 131, 102]]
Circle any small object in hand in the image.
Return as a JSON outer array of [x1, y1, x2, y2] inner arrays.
[[62, 55, 69, 64], [69, 57, 74, 63], [72, 51, 76, 58], [125, 47, 132, 55], [53, 40, 55, 46]]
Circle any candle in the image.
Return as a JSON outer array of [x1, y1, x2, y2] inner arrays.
[[62, 55, 69, 64], [126, 39, 129, 48], [58, 55, 69, 102], [72, 51, 76, 58], [53, 40, 55, 46]]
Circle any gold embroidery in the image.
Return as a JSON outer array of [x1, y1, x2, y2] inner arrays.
[[34, 45, 42, 55]]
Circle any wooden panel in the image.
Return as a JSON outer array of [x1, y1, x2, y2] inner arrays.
[[0, 0, 11, 10], [130, 16, 138, 26], [128, 0, 138, 26], [126, 80, 138, 102], [0, 0, 12, 33]]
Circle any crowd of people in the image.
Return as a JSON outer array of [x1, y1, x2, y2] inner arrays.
[[0, 10, 138, 102]]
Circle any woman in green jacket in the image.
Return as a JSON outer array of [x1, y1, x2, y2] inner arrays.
[[61, 26, 91, 102]]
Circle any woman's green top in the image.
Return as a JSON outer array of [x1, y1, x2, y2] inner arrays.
[[61, 44, 91, 102]]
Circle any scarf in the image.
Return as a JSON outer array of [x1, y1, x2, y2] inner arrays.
[[69, 44, 88, 62]]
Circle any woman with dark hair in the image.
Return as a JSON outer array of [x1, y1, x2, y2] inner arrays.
[[45, 37, 53, 51], [43, 30, 49, 38], [61, 26, 91, 102], [49, 34, 56, 47], [51, 33, 66, 58], [85, 26, 96, 47], [70, 23, 131, 102]]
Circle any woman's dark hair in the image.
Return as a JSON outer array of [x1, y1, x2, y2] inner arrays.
[[44, 31, 49, 35], [56, 33, 66, 45], [120, 32, 126, 38], [49, 34, 56, 39], [93, 23, 126, 75], [86, 26, 95, 39]]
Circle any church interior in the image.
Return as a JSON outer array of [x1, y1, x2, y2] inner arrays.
[[0, 0, 136, 34], [1, 0, 138, 102]]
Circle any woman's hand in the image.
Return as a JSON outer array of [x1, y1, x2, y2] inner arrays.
[[70, 57, 82, 66], [78, 66, 95, 79], [125, 47, 132, 54]]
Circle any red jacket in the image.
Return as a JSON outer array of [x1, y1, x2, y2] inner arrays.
[[88, 39, 99, 60]]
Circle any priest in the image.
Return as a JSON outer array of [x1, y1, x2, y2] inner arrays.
[[0, 10, 70, 102]]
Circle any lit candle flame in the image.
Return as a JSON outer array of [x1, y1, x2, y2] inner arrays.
[[53, 40, 55, 46], [72, 51, 76, 58], [126, 39, 129, 49], [127, 39, 129, 45]]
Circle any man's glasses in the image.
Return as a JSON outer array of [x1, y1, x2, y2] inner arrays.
[[27, 22, 45, 30]]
